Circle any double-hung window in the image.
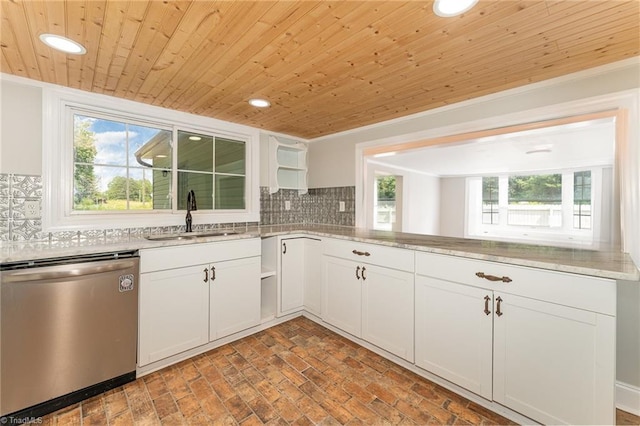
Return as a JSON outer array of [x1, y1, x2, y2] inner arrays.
[[468, 169, 607, 247]]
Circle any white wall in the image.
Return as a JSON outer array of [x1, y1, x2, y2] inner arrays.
[[403, 172, 440, 235], [0, 81, 42, 175], [439, 177, 466, 238]]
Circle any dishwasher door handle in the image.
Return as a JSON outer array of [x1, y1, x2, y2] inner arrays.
[[2, 259, 138, 283]]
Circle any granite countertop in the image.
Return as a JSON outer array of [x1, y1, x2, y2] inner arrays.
[[1, 224, 638, 281]]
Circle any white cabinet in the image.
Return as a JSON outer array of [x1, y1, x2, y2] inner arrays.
[[268, 136, 308, 194], [361, 264, 414, 362], [138, 239, 261, 367], [263, 236, 322, 318], [303, 238, 322, 316], [415, 276, 493, 399], [139, 265, 210, 366], [493, 293, 615, 425], [322, 238, 414, 362], [322, 256, 362, 336], [280, 238, 305, 314], [209, 256, 261, 341], [414, 251, 616, 425]]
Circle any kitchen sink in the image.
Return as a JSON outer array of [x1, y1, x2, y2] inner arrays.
[[145, 230, 239, 241]]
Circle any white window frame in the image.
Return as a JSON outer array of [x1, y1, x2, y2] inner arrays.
[[466, 168, 608, 247], [43, 86, 260, 232]]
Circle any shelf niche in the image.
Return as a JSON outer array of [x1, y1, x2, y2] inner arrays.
[[268, 135, 308, 195]]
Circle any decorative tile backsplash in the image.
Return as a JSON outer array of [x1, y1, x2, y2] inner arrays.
[[260, 187, 355, 226], [0, 173, 356, 242]]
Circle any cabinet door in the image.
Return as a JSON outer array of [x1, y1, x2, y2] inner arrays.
[[210, 256, 261, 341], [304, 239, 322, 316], [415, 276, 493, 399], [493, 293, 615, 425], [280, 238, 305, 315], [362, 264, 414, 362], [322, 256, 361, 337], [139, 265, 209, 366]]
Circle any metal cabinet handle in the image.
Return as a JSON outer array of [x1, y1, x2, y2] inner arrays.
[[361, 266, 367, 281], [483, 295, 491, 315], [496, 296, 503, 317], [356, 266, 361, 279], [211, 266, 216, 281], [476, 272, 512, 283], [204, 267, 209, 283], [283, 242, 287, 254], [352, 249, 371, 257]]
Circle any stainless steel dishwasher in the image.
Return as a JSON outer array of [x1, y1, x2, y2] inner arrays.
[[1, 251, 139, 420]]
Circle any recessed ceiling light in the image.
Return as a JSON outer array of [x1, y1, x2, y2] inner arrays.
[[188, 136, 202, 141], [433, 0, 479, 17], [39, 33, 86, 55], [155, 154, 168, 158], [248, 98, 270, 108]]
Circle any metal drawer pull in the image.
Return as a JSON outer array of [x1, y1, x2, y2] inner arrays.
[[483, 295, 491, 315], [211, 266, 216, 281], [496, 296, 503, 317], [362, 266, 367, 281], [356, 266, 361, 279], [475, 272, 512, 283], [204, 267, 209, 283], [283, 242, 287, 254], [352, 250, 371, 257]]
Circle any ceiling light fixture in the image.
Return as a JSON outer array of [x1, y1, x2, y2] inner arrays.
[[526, 144, 553, 155], [188, 136, 202, 141], [39, 34, 86, 55], [373, 151, 398, 158], [248, 98, 270, 108], [433, 0, 479, 17]]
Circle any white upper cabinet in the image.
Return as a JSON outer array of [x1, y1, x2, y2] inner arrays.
[[268, 135, 308, 194]]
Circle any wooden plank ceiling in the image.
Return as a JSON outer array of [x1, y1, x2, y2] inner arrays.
[[1, 1, 638, 139]]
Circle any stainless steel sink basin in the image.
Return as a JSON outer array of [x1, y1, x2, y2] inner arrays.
[[145, 230, 239, 241]]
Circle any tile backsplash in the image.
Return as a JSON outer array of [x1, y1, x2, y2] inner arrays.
[[0, 173, 356, 242]]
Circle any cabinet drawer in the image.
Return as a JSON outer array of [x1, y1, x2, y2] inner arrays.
[[415, 251, 615, 315], [323, 238, 414, 272], [140, 238, 261, 273]]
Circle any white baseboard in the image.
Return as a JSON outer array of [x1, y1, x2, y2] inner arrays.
[[617, 381, 640, 416]]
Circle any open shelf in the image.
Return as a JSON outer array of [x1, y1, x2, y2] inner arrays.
[[269, 135, 308, 194]]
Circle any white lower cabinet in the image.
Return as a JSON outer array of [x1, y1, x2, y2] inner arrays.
[[361, 264, 414, 362], [322, 238, 414, 362], [492, 293, 615, 425], [139, 265, 210, 366], [414, 251, 616, 425], [280, 238, 306, 314], [209, 256, 261, 341], [138, 239, 261, 367], [322, 256, 362, 336], [415, 276, 493, 399]]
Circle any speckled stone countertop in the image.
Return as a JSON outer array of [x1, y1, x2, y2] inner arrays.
[[1, 224, 638, 281]]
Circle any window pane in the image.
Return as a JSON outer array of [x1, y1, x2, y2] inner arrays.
[[573, 171, 592, 229], [215, 175, 245, 209], [73, 113, 172, 212], [178, 172, 213, 210], [130, 126, 172, 168], [178, 131, 213, 172], [374, 176, 396, 231], [74, 115, 126, 166], [215, 138, 245, 175], [508, 174, 562, 227], [482, 177, 499, 225], [74, 165, 127, 210]]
